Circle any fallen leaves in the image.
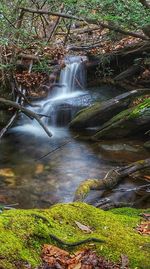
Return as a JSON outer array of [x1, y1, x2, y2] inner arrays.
[[41, 244, 129, 269], [15, 71, 47, 91], [136, 221, 150, 235], [75, 221, 92, 234], [0, 168, 15, 178], [136, 213, 150, 235]]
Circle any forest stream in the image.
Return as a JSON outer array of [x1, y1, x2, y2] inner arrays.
[[0, 56, 149, 209]]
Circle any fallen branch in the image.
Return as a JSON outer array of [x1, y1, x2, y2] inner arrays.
[[20, 7, 149, 43], [20, 7, 85, 22], [35, 135, 79, 161], [67, 42, 103, 51], [18, 53, 39, 61], [74, 158, 150, 201], [97, 21, 149, 40], [0, 98, 52, 138]]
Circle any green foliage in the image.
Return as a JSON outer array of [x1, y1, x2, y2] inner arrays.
[[0, 0, 150, 47]]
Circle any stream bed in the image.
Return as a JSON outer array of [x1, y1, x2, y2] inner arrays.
[[0, 56, 149, 209]]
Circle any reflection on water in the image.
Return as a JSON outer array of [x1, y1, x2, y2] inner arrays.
[[0, 127, 149, 208]]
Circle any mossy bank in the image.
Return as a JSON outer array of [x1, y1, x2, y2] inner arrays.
[[0, 202, 149, 269]]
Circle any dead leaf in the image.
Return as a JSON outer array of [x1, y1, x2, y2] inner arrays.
[[75, 221, 92, 233], [121, 254, 129, 269], [35, 164, 44, 174], [136, 221, 150, 235], [41, 245, 129, 269], [144, 175, 150, 180]]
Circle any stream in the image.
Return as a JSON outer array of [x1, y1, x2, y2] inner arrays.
[[0, 56, 149, 208]]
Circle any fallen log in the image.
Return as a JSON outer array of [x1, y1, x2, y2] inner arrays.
[[74, 158, 150, 201], [0, 98, 52, 137], [114, 62, 143, 81]]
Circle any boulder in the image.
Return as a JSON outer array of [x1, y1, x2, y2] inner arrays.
[[69, 89, 150, 129], [93, 98, 150, 140]]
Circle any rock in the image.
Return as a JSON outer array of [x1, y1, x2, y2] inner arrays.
[[93, 98, 150, 140], [99, 143, 139, 152], [144, 140, 150, 150], [69, 89, 150, 129]]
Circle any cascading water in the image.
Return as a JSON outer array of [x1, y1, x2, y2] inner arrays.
[[16, 55, 88, 133]]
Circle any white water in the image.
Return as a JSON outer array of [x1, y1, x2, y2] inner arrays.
[[13, 56, 87, 135]]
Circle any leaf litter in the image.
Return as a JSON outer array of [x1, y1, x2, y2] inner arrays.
[[38, 244, 129, 269]]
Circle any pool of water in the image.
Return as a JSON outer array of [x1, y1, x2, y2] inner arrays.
[[0, 125, 149, 208], [0, 55, 149, 209]]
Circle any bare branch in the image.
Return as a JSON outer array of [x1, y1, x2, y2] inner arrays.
[[0, 98, 52, 138]]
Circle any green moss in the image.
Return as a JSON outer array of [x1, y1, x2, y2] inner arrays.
[[74, 179, 100, 201], [93, 98, 150, 139], [0, 203, 149, 269], [130, 98, 150, 118], [69, 102, 101, 127]]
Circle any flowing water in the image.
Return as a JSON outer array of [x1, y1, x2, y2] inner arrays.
[[0, 56, 149, 208]]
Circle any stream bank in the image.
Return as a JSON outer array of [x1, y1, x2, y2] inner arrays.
[[0, 202, 150, 269]]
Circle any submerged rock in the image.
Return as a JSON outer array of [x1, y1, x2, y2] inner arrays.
[[0, 202, 149, 269], [144, 140, 150, 150]]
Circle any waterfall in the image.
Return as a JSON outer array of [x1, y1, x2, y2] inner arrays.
[[13, 56, 87, 135]]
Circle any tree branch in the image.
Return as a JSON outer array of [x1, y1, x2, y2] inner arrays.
[[0, 98, 52, 138], [19, 7, 149, 41], [20, 7, 84, 21]]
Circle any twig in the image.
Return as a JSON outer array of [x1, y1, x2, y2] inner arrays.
[[47, 4, 64, 43], [35, 135, 79, 161]]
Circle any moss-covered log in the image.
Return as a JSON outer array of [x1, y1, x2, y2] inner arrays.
[[0, 202, 150, 269], [74, 158, 150, 202]]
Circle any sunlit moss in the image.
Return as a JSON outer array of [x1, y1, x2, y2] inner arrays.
[[0, 203, 149, 269]]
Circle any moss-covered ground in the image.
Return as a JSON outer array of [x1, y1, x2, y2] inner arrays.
[[0, 202, 149, 269]]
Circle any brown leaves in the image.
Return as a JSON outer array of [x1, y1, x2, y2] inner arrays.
[[136, 213, 150, 235], [136, 221, 150, 235], [15, 71, 46, 90], [41, 245, 128, 269]]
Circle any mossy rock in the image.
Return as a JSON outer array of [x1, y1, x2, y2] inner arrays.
[[0, 202, 150, 268], [93, 98, 150, 140], [69, 90, 150, 129], [144, 140, 150, 150]]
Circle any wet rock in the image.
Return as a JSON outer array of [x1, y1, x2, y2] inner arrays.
[[99, 143, 139, 152], [144, 140, 150, 150], [69, 90, 150, 129], [93, 98, 150, 140]]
